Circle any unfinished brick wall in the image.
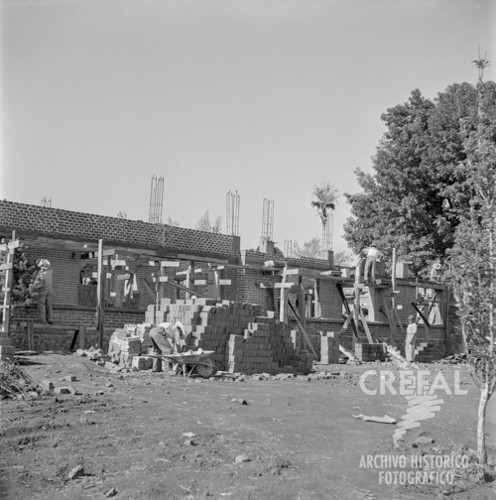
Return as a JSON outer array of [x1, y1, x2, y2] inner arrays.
[[0, 200, 240, 258], [319, 281, 343, 319]]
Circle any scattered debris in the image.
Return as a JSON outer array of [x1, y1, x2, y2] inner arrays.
[[413, 435, 435, 447], [440, 353, 467, 364], [39, 379, 54, 390], [352, 414, 397, 424], [59, 375, 77, 382], [182, 432, 197, 438], [231, 398, 248, 405], [105, 488, 118, 498], [0, 362, 41, 400], [234, 454, 251, 464], [67, 464, 85, 480]]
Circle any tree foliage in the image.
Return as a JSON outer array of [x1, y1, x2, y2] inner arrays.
[[445, 67, 496, 465], [290, 238, 353, 266], [0, 242, 38, 315], [311, 182, 339, 224], [194, 210, 222, 234], [344, 82, 496, 276]]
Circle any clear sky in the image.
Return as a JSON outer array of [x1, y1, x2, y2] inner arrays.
[[1, 0, 494, 254]]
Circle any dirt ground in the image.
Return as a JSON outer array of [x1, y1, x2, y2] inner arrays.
[[1, 353, 495, 500]]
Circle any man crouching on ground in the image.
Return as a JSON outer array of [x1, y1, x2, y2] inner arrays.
[[149, 321, 187, 373]]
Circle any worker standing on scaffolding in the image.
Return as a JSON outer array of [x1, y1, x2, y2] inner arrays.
[[363, 244, 382, 285]]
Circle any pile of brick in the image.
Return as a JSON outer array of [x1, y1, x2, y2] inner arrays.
[[354, 342, 387, 362], [414, 342, 437, 363], [139, 298, 314, 374], [107, 325, 154, 369], [225, 319, 313, 375], [320, 332, 340, 364]]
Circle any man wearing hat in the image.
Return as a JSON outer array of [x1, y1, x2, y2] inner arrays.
[[148, 321, 187, 372], [30, 259, 54, 324]]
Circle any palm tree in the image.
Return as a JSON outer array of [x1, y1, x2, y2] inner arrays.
[[311, 182, 339, 255]]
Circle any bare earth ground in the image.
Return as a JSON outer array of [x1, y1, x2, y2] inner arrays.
[[1, 353, 495, 500]]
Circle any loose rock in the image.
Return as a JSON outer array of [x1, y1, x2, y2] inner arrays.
[[68, 464, 85, 480]]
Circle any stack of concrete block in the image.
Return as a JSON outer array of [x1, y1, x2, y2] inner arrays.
[[134, 323, 153, 350], [107, 329, 142, 367], [413, 342, 437, 362], [124, 298, 315, 374], [354, 342, 387, 362], [320, 332, 340, 364], [231, 324, 279, 375], [225, 317, 313, 375]]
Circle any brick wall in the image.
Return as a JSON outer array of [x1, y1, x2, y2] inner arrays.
[[319, 281, 343, 319], [291, 318, 449, 360], [0, 200, 239, 258], [12, 305, 145, 351]]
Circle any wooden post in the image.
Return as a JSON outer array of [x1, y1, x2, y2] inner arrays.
[[391, 247, 397, 345], [0, 231, 17, 361], [78, 325, 86, 350], [279, 271, 287, 322], [298, 276, 305, 327], [1, 231, 16, 337], [95, 239, 105, 349], [313, 279, 321, 318], [27, 321, 34, 350]]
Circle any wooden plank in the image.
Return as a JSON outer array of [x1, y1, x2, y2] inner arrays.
[[160, 261, 180, 267], [282, 268, 300, 275], [194, 279, 207, 286], [287, 300, 318, 359], [412, 302, 430, 327], [115, 274, 131, 281], [335, 283, 359, 338], [161, 279, 209, 299], [274, 283, 294, 289], [219, 279, 231, 285], [175, 270, 190, 276], [298, 277, 306, 327], [143, 278, 157, 302], [1, 231, 15, 337], [339, 345, 358, 361], [358, 309, 374, 344], [92, 272, 112, 279], [339, 311, 354, 335]]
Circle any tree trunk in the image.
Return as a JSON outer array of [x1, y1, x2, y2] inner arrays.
[[477, 380, 490, 464]]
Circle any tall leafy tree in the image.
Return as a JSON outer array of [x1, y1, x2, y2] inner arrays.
[[311, 182, 339, 253], [344, 83, 487, 275], [446, 59, 496, 465]]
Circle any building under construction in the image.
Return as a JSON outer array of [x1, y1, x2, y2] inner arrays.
[[0, 199, 459, 367]]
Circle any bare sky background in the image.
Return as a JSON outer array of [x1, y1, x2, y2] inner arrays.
[[1, 0, 494, 253]]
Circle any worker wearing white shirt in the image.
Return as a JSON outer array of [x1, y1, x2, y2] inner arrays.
[[363, 245, 382, 285]]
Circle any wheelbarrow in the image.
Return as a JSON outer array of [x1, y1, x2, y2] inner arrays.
[[161, 350, 217, 378]]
